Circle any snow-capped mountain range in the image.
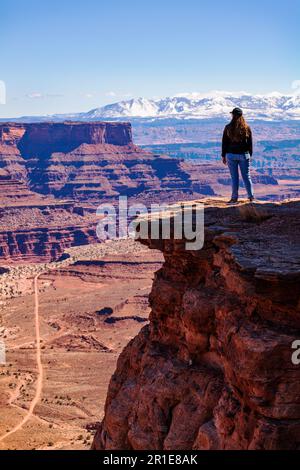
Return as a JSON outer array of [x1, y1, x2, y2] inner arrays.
[[4, 91, 300, 122], [79, 91, 300, 121]]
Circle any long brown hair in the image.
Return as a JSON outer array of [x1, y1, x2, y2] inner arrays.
[[227, 115, 250, 142]]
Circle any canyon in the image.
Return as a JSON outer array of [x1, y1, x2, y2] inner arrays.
[[93, 199, 300, 450], [0, 121, 196, 263], [1, 120, 297, 263], [1, 120, 299, 451], [0, 121, 191, 201], [0, 239, 163, 449]]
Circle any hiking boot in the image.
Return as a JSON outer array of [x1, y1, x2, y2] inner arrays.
[[227, 198, 238, 204], [248, 197, 255, 202]]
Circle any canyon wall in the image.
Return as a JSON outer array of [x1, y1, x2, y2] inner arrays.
[[0, 122, 132, 149], [0, 122, 196, 201], [0, 201, 98, 262], [93, 199, 300, 450], [0, 226, 97, 263], [0, 121, 198, 262]]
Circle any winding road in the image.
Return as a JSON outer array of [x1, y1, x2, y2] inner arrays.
[[0, 274, 43, 443]]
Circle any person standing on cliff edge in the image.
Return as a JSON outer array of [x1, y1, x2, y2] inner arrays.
[[222, 107, 254, 203]]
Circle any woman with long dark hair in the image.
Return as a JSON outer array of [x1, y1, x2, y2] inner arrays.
[[222, 107, 254, 203]]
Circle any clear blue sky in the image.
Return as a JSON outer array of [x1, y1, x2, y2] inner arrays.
[[1, 0, 299, 117]]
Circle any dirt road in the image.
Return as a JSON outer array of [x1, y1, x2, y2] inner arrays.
[[0, 274, 43, 443]]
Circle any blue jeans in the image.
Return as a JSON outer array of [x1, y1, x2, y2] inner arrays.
[[226, 153, 254, 199]]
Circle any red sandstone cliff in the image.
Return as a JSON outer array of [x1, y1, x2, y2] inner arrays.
[[93, 199, 300, 450], [0, 121, 133, 149], [0, 122, 196, 201], [0, 198, 98, 262], [0, 174, 98, 262], [0, 121, 199, 262]]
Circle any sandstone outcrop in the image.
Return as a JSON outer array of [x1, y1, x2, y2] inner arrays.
[[93, 199, 300, 450]]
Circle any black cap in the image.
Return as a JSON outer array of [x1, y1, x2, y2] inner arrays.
[[230, 107, 243, 116]]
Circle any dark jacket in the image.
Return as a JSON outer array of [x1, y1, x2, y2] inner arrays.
[[222, 125, 253, 158]]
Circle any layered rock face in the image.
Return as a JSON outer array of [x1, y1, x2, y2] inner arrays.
[[27, 143, 191, 200], [0, 174, 35, 201], [0, 122, 193, 201], [0, 174, 98, 262], [0, 143, 28, 182], [93, 199, 300, 450], [0, 121, 196, 262], [0, 226, 96, 263], [0, 202, 98, 262], [0, 122, 132, 149]]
